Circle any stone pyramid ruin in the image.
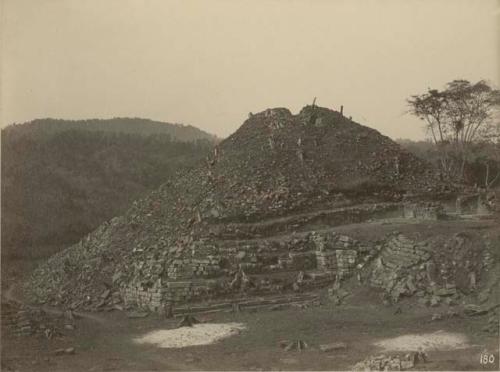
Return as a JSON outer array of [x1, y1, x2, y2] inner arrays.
[[27, 105, 464, 313]]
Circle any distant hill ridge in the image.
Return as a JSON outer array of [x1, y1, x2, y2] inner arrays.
[[1, 117, 217, 253], [3, 117, 218, 143]]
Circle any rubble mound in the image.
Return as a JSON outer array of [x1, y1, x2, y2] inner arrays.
[[353, 351, 428, 371], [25, 106, 448, 311], [365, 232, 490, 305]]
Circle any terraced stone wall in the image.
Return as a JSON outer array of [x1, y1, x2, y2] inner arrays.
[[122, 278, 221, 311], [121, 279, 167, 312], [122, 231, 367, 312], [167, 256, 222, 279], [312, 232, 360, 278]]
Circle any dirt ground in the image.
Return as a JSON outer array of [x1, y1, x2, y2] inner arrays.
[[1, 281, 499, 371]]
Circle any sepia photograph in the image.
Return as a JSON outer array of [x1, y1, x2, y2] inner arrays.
[[1, 0, 499, 371]]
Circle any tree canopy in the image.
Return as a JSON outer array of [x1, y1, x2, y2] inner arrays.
[[407, 79, 500, 181]]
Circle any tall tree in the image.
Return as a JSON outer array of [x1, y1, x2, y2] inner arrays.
[[407, 79, 500, 180]]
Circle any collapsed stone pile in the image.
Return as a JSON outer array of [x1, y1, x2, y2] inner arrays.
[[364, 232, 495, 306], [352, 351, 428, 371], [26, 217, 129, 310], [25, 105, 452, 311], [482, 310, 499, 334]]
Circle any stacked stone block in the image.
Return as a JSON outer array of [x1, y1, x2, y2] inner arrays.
[[167, 280, 218, 303], [336, 249, 357, 278], [122, 230, 368, 312], [316, 250, 337, 271], [122, 279, 168, 312], [380, 234, 430, 269], [312, 232, 359, 278], [191, 255, 222, 277], [403, 202, 444, 220]]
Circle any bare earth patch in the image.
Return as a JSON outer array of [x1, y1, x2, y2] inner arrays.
[[133, 323, 246, 348], [374, 330, 471, 352]]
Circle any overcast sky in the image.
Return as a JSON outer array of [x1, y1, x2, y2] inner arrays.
[[1, 0, 499, 139]]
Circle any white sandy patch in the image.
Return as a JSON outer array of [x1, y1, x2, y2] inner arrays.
[[374, 331, 470, 352], [133, 323, 245, 348]]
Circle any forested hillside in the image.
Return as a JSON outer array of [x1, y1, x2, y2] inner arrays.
[[1, 119, 215, 257], [397, 139, 500, 188], [4, 117, 216, 142]]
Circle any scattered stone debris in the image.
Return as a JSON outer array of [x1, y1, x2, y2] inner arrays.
[[319, 342, 348, 352], [126, 311, 149, 319], [431, 313, 443, 321], [184, 353, 199, 363], [464, 304, 489, 317], [353, 351, 428, 371], [53, 347, 76, 356], [482, 311, 499, 334], [431, 309, 460, 321], [1, 301, 68, 338], [279, 339, 309, 352]]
